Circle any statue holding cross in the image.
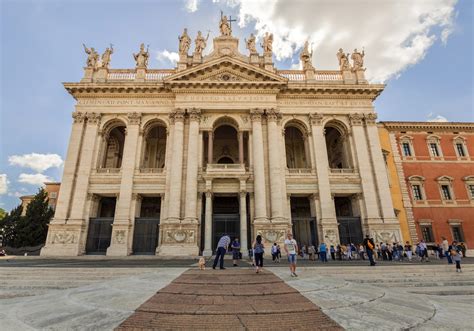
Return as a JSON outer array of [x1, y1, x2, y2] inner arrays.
[[219, 11, 236, 36]]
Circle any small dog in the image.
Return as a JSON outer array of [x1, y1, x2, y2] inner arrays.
[[198, 257, 206, 270]]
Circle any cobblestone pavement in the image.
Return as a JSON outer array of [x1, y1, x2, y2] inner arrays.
[[116, 268, 342, 331]]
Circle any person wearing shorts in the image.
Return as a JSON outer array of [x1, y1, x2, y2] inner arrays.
[[231, 238, 241, 267], [284, 232, 298, 277]]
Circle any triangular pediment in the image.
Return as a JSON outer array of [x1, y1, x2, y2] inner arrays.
[[164, 56, 287, 85]]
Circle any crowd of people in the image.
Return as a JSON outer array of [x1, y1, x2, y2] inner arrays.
[[210, 233, 466, 274]]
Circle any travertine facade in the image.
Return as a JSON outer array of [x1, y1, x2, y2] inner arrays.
[[41, 20, 401, 256]]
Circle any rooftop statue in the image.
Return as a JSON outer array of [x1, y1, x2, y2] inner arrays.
[[219, 13, 232, 36], [83, 44, 99, 68], [133, 43, 149, 68], [336, 48, 351, 70], [300, 41, 314, 70], [261, 32, 273, 54], [245, 33, 257, 54], [178, 28, 191, 55], [100, 44, 114, 69], [351, 48, 365, 70], [194, 31, 209, 55]]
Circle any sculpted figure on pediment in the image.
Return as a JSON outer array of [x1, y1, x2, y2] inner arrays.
[[351, 48, 365, 71], [245, 33, 257, 54], [194, 31, 209, 55], [337, 48, 351, 70], [261, 32, 273, 54], [133, 43, 149, 68], [83, 44, 99, 68], [178, 28, 191, 55], [100, 44, 114, 68], [300, 41, 314, 70], [219, 13, 232, 36]]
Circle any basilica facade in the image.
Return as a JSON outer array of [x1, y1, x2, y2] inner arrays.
[[41, 21, 401, 257]]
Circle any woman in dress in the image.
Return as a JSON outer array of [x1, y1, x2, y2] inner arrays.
[[253, 235, 265, 273]]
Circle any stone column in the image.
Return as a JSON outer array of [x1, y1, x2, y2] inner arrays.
[[349, 113, 380, 224], [208, 131, 213, 164], [309, 114, 339, 244], [203, 190, 213, 256], [364, 113, 397, 222], [107, 112, 141, 256], [238, 131, 244, 164], [41, 112, 87, 256], [250, 109, 267, 222], [184, 108, 201, 222], [166, 109, 186, 221], [239, 190, 248, 256], [266, 109, 285, 222]]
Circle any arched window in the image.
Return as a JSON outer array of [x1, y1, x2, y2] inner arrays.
[[324, 124, 351, 169], [212, 124, 238, 164], [102, 125, 126, 168], [285, 126, 308, 168], [142, 125, 167, 169]]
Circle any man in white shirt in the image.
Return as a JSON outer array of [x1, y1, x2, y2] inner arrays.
[[284, 232, 298, 277]]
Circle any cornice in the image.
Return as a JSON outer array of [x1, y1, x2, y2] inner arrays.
[[380, 121, 474, 131]]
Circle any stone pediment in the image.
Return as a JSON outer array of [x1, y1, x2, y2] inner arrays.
[[164, 56, 287, 86]]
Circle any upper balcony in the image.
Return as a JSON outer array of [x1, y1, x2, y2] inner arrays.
[[205, 163, 247, 178]]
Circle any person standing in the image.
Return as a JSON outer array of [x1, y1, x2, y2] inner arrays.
[[363, 235, 376, 266], [358, 244, 365, 260], [442, 237, 452, 264], [276, 244, 282, 263], [212, 234, 231, 270], [451, 241, 462, 272], [420, 240, 429, 262], [330, 245, 336, 261], [319, 242, 328, 262], [231, 238, 241, 267], [404, 241, 413, 261], [284, 232, 298, 277], [271, 243, 278, 263], [253, 235, 265, 274]]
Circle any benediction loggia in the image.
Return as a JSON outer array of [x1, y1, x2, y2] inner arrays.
[[41, 15, 401, 257]]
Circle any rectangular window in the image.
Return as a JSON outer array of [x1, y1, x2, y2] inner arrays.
[[429, 143, 440, 157], [412, 185, 423, 200], [456, 143, 465, 157], [420, 225, 434, 242], [469, 185, 474, 199], [451, 225, 465, 242], [402, 143, 411, 156], [441, 185, 452, 200]]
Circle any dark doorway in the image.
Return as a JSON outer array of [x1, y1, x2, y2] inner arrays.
[[212, 196, 240, 252], [335, 197, 362, 244], [86, 197, 115, 254], [290, 197, 317, 247], [133, 197, 161, 255]]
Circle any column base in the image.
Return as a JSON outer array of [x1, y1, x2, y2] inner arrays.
[[202, 249, 213, 257], [106, 223, 132, 256], [41, 221, 86, 256], [368, 223, 403, 244], [156, 223, 200, 256], [254, 224, 290, 246]]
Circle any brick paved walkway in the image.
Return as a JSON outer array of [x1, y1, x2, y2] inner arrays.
[[116, 268, 342, 330]]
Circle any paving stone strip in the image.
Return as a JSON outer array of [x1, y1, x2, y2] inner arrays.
[[116, 268, 343, 331]]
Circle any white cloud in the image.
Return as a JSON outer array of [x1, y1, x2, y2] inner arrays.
[[8, 153, 63, 173], [185, 0, 200, 13], [0, 174, 8, 195], [18, 173, 52, 186], [428, 115, 449, 122], [156, 50, 180, 66], [8, 191, 24, 198], [219, 0, 457, 82]]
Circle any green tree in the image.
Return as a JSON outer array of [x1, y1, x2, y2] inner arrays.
[[0, 204, 23, 246], [0, 208, 6, 220], [13, 188, 54, 247]]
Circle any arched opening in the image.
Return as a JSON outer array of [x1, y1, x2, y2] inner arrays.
[[285, 126, 308, 168], [324, 125, 351, 169], [102, 125, 126, 168], [212, 125, 238, 164], [142, 125, 167, 169]]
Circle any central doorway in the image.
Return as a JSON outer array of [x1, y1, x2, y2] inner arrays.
[[290, 197, 317, 247], [133, 197, 161, 255], [212, 196, 240, 252]]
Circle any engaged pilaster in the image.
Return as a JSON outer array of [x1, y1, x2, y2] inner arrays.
[[250, 108, 268, 223], [184, 108, 201, 222]]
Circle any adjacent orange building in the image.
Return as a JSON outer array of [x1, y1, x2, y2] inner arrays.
[[19, 182, 61, 215], [380, 122, 474, 255]]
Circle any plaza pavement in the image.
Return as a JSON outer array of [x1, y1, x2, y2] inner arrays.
[[0, 257, 473, 330]]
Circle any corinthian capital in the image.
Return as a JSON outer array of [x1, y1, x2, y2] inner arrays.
[[72, 111, 86, 124], [348, 113, 363, 126], [169, 108, 186, 123], [127, 112, 142, 125], [364, 112, 377, 125], [250, 108, 264, 122], [86, 112, 101, 125], [266, 108, 281, 122], [308, 113, 324, 126], [187, 108, 201, 121]]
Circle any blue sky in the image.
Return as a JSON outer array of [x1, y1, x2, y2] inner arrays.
[[0, 0, 472, 211]]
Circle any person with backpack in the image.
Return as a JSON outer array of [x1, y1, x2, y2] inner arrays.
[[450, 241, 462, 272], [231, 237, 241, 267], [363, 235, 376, 266], [253, 235, 265, 274]]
